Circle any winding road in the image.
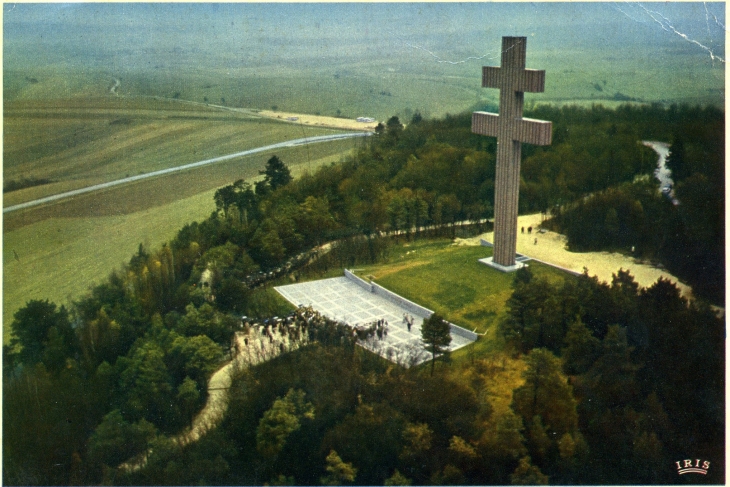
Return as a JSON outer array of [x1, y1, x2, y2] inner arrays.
[[4, 132, 371, 214], [643, 140, 679, 205]]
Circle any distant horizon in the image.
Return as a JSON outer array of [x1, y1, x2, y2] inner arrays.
[[6, 3, 724, 67], [4, 2, 725, 111]]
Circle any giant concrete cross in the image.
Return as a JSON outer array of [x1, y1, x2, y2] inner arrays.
[[473, 36, 552, 270]]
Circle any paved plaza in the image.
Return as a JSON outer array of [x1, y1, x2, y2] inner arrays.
[[275, 277, 474, 366]]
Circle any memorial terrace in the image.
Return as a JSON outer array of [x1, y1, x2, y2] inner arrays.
[[275, 270, 476, 367]]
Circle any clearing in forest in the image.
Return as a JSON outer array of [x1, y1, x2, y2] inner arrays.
[[356, 240, 571, 340]]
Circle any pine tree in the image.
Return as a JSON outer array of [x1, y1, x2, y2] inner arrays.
[[665, 136, 687, 181], [260, 155, 292, 191], [421, 313, 452, 376], [512, 349, 579, 440]]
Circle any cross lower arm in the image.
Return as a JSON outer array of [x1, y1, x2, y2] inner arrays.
[[472, 112, 552, 146]]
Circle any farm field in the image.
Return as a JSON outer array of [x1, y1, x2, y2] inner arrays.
[[4, 66, 481, 125], [6, 48, 723, 128], [3, 97, 355, 207], [3, 112, 359, 338]]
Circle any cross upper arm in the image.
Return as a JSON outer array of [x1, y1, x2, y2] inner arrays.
[[482, 67, 546, 93]]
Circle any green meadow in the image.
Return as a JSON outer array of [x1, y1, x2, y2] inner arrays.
[[6, 44, 723, 124], [355, 239, 572, 349], [3, 97, 346, 207], [3, 132, 356, 339]]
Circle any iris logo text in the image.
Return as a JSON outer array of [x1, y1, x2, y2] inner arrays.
[[675, 459, 710, 475]]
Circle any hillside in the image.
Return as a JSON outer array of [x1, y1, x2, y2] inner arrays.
[[4, 103, 725, 485], [3, 97, 362, 331]]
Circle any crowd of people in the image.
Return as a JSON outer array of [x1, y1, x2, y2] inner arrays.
[[233, 306, 329, 365], [231, 305, 430, 370], [242, 248, 320, 290], [352, 312, 420, 342], [353, 318, 390, 341]]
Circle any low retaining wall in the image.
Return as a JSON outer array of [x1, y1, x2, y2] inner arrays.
[[448, 323, 478, 341], [372, 282, 432, 318], [344, 268, 374, 292], [344, 269, 478, 341]]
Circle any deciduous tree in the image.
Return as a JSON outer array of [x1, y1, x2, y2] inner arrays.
[[88, 409, 156, 467], [118, 341, 175, 428], [510, 456, 548, 485], [385, 469, 412, 486], [10, 300, 76, 372], [320, 450, 357, 485], [256, 389, 314, 460]]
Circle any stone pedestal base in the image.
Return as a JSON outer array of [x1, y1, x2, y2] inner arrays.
[[478, 257, 527, 273]]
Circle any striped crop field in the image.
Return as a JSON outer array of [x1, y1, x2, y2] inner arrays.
[[3, 97, 362, 337]]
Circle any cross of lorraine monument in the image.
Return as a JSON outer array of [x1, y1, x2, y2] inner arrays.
[[473, 36, 552, 272]]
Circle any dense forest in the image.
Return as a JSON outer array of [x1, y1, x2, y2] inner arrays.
[[4, 102, 724, 485], [543, 104, 724, 303], [120, 267, 724, 486]]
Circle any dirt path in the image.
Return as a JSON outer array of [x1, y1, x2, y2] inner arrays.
[[118, 323, 309, 473], [457, 213, 692, 298], [258, 110, 379, 131], [176, 326, 309, 447]]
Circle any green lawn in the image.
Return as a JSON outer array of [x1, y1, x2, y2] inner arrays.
[[355, 239, 571, 345]]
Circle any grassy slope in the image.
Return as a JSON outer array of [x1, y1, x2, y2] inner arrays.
[[4, 135, 360, 230], [353, 239, 575, 415], [356, 239, 570, 339], [6, 40, 723, 121], [3, 97, 346, 207], [3, 191, 213, 343], [3, 137, 356, 341], [3, 67, 477, 125], [277, 238, 571, 416]]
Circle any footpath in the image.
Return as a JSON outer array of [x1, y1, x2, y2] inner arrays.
[[459, 213, 693, 299], [118, 312, 313, 474]]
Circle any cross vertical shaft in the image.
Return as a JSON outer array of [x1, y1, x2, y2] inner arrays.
[[472, 36, 552, 269]]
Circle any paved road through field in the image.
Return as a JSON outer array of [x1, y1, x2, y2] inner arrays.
[[4, 132, 371, 214]]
